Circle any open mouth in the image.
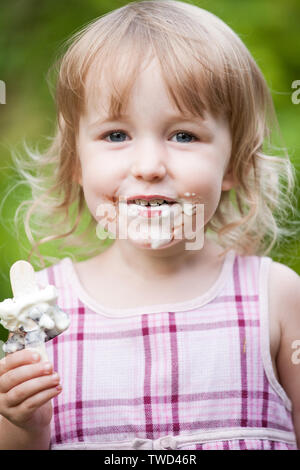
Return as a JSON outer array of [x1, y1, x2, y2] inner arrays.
[[117, 196, 196, 218], [123, 201, 166, 218], [124, 198, 176, 217], [126, 198, 176, 206]]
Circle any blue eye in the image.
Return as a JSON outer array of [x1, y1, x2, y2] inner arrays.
[[101, 130, 197, 143], [104, 131, 127, 143], [172, 132, 196, 143]]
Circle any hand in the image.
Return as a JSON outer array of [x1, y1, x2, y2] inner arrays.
[[0, 349, 61, 433]]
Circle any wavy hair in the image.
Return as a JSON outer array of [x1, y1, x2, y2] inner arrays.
[[10, 0, 299, 268]]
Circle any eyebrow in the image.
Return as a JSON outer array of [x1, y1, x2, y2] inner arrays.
[[89, 113, 210, 130]]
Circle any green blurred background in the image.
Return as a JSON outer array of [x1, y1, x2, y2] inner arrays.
[[0, 0, 299, 342]]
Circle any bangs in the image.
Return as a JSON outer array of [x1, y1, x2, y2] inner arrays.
[[59, 4, 233, 126], [84, 33, 227, 122]]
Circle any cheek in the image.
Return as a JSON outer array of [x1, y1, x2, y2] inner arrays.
[[192, 166, 224, 220], [80, 162, 121, 222], [186, 163, 223, 196], [80, 156, 115, 196], [82, 187, 118, 228]]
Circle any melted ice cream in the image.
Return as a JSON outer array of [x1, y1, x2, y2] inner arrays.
[[0, 285, 58, 331], [0, 263, 70, 357]]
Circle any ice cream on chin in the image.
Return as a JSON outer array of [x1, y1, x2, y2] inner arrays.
[[129, 227, 173, 249], [0, 260, 70, 361]]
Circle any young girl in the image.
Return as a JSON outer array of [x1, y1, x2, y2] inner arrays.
[[0, 0, 300, 451]]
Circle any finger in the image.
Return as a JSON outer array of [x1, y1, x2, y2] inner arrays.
[[6, 373, 60, 408], [0, 349, 40, 376], [0, 361, 53, 394], [16, 385, 62, 420], [22, 385, 62, 413]]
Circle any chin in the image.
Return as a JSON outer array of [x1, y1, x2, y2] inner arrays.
[[128, 233, 186, 251]]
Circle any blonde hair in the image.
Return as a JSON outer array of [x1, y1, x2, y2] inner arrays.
[[10, 0, 299, 268]]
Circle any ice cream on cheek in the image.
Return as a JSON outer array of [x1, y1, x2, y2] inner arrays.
[[0, 260, 70, 361]]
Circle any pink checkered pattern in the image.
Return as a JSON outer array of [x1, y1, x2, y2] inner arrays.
[[35, 251, 297, 450]]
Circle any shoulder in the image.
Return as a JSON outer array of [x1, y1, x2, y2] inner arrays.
[[269, 260, 300, 330]]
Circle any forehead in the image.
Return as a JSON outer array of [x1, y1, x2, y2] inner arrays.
[[84, 56, 179, 118], [82, 49, 212, 124], [80, 58, 231, 139]]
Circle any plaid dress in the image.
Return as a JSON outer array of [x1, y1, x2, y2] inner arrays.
[[35, 249, 297, 450]]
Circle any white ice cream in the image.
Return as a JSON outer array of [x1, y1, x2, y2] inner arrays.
[[0, 285, 59, 332], [0, 261, 71, 359]]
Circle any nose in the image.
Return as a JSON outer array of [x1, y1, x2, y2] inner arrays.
[[130, 138, 167, 182]]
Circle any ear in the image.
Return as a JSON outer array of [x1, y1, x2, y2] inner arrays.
[[74, 166, 82, 186], [74, 142, 83, 186], [221, 162, 236, 191], [77, 174, 83, 186], [72, 157, 83, 186], [222, 173, 235, 191]]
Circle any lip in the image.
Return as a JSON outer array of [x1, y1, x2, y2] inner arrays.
[[125, 194, 177, 203], [136, 207, 164, 218]]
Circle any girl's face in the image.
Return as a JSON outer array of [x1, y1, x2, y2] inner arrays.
[[77, 58, 234, 250]]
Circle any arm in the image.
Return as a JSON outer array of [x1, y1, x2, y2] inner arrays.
[[274, 262, 300, 448]]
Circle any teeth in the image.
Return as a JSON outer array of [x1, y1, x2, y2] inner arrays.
[[149, 199, 165, 206], [135, 199, 148, 206], [134, 199, 167, 206]]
